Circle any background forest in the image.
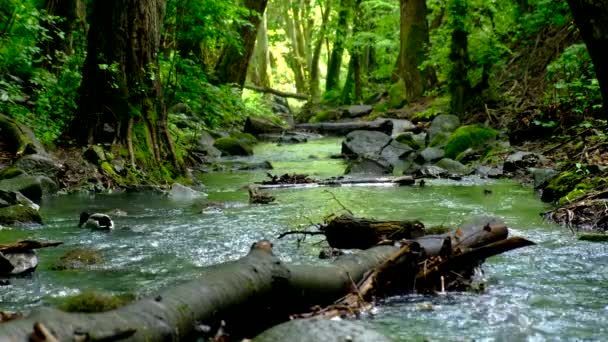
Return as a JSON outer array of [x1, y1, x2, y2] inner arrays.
[[0, 0, 604, 178]]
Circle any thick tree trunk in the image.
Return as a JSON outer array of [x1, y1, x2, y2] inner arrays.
[[566, 0, 608, 115], [394, 0, 433, 102], [325, 0, 351, 91], [248, 12, 271, 88], [40, 0, 86, 68], [71, 0, 178, 167], [216, 0, 269, 87], [309, 0, 332, 103], [0, 241, 400, 340], [448, 0, 470, 118]]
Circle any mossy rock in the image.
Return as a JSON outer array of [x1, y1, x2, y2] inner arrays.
[[0, 205, 42, 225], [0, 175, 58, 203], [388, 80, 407, 109], [429, 132, 449, 148], [541, 171, 585, 203], [425, 225, 452, 235], [83, 145, 107, 164], [309, 109, 342, 123], [373, 101, 390, 114], [57, 291, 136, 313], [231, 132, 258, 145], [0, 168, 24, 180], [444, 125, 497, 159], [578, 234, 608, 242], [558, 182, 593, 205], [394, 133, 421, 150], [214, 137, 253, 156], [50, 248, 104, 271]]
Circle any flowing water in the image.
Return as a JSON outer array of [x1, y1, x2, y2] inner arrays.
[[1, 138, 607, 341]]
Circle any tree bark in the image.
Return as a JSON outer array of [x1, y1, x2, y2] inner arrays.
[[325, 0, 351, 91], [71, 0, 178, 167], [566, 0, 608, 115], [447, 0, 470, 118], [394, 0, 433, 102], [309, 0, 332, 103], [215, 0, 269, 87], [248, 12, 271, 88], [40, 0, 87, 68]]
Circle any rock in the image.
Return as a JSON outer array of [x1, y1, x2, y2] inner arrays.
[[394, 132, 423, 150], [417, 165, 449, 178], [528, 168, 559, 189], [435, 158, 470, 175], [0, 114, 46, 156], [0, 251, 37, 275], [428, 114, 460, 141], [475, 165, 504, 178], [0, 190, 39, 210], [346, 105, 373, 118], [540, 171, 584, 203], [213, 137, 253, 156], [168, 183, 207, 201], [244, 116, 284, 135], [83, 145, 107, 164], [192, 131, 222, 161], [345, 158, 391, 175], [389, 119, 417, 135], [504, 151, 547, 172], [253, 317, 392, 342], [13, 153, 61, 181], [216, 161, 273, 171], [416, 147, 445, 163], [49, 248, 104, 270], [380, 140, 415, 168], [0, 175, 58, 203], [444, 125, 497, 159], [0, 168, 24, 180], [342, 130, 392, 159], [0, 205, 42, 226], [309, 109, 342, 123], [388, 80, 407, 108]]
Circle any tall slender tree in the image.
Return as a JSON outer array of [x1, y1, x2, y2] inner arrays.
[[71, 0, 178, 167], [325, 0, 352, 92]]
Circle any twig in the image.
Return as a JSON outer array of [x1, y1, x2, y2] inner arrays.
[[323, 190, 354, 216], [277, 230, 325, 239]]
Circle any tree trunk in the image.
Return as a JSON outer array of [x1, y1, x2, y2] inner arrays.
[[394, 0, 433, 102], [215, 0, 269, 87], [447, 0, 470, 118], [70, 0, 178, 168], [325, 0, 351, 91], [40, 0, 86, 69], [284, 2, 307, 93], [566, 0, 608, 115], [309, 0, 331, 103], [248, 12, 271, 88]]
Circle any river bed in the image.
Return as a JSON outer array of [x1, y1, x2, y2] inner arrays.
[[1, 138, 607, 341]]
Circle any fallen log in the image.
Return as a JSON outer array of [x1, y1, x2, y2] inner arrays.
[[257, 175, 414, 190], [295, 119, 393, 136], [0, 241, 400, 341], [244, 84, 310, 100]]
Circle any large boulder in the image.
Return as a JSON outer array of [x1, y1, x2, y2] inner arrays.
[[13, 153, 62, 181], [416, 147, 445, 163], [504, 151, 547, 172], [389, 119, 417, 135], [345, 158, 392, 175], [168, 183, 207, 201], [191, 131, 222, 162], [0, 175, 58, 203], [380, 140, 415, 168], [435, 158, 470, 175], [0, 205, 42, 226], [0, 251, 38, 275], [0, 167, 24, 180], [0, 114, 46, 156], [528, 167, 559, 189], [394, 132, 424, 150], [244, 116, 284, 136], [253, 317, 392, 342], [540, 171, 584, 203], [443, 125, 497, 159], [428, 114, 460, 141], [213, 137, 254, 156], [346, 105, 373, 118], [342, 130, 392, 159]]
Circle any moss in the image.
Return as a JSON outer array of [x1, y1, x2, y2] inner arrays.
[[0, 205, 42, 225], [58, 291, 136, 313], [50, 248, 103, 270], [429, 132, 449, 147], [578, 234, 608, 242], [373, 101, 389, 113], [100, 161, 119, 178], [214, 137, 253, 156], [443, 125, 497, 159], [425, 225, 452, 235], [542, 171, 585, 202], [388, 80, 407, 109], [0, 168, 24, 180], [394, 134, 421, 150], [321, 89, 341, 105], [558, 181, 594, 205], [231, 132, 257, 145], [309, 109, 341, 123]]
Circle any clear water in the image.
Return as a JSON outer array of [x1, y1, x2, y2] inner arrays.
[[1, 138, 607, 341]]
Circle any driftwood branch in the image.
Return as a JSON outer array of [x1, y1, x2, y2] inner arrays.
[[244, 84, 310, 100]]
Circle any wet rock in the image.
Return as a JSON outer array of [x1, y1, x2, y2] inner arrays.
[[504, 151, 547, 172], [168, 183, 207, 200], [345, 158, 391, 175], [475, 165, 504, 178], [244, 116, 284, 135], [0, 251, 37, 275], [417, 165, 449, 178], [540, 171, 584, 203], [389, 119, 417, 135], [528, 167, 559, 189], [192, 131, 222, 162], [215, 161, 273, 171], [213, 137, 253, 156], [0, 175, 58, 203], [380, 140, 415, 167], [342, 130, 392, 159], [0, 168, 24, 180], [253, 317, 392, 342], [0, 205, 42, 226], [394, 132, 424, 150], [50, 248, 104, 270], [416, 147, 445, 163], [428, 114, 460, 141], [435, 158, 470, 175], [346, 105, 373, 118], [13, 153, 61, 181]]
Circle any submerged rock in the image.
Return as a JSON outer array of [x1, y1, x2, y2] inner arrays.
[[0, 251, 37, 275], [50, 248, 104, 270], [168, 183, 207, 200]]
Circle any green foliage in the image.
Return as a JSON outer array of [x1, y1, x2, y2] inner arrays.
[[213, 137, 253, 156], [58, 291, 135, 313], [444, 125, 497, 159], [521, 0, 570, 35], [309, 109, 341, 123], [388, 80, 407, 108], [545, 43, 602, 114], [394, 133, 421, 150]]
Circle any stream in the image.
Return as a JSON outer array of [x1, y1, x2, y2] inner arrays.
[[1, 138, 607, 341]]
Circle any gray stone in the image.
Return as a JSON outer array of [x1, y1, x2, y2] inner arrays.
[[389, 119, 417, 135], [0, 204, 42, 226], [0, 251, 37, 275], [0, 175, 58, 203], [417, 147, 445, 163], [417, 165, 449, 178], [475, 165, 504, 178], [342, 130, 392, 159], [13, 153, 61, 181], [504, 151, 547, 172], [346, 105, 373, 118], [345, 158, 391, 175], [244, 116, 284, 135], [380, 140, 414, 167], [428, 114, 460, 140], [168, 183, 207, 201], [435, 158, 470, 175], [529, 167, 559, 189]]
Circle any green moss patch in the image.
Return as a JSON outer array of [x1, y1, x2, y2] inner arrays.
[[388, 80, 407, 109], [50, 248, 104, 271], [578, 234, 608, 242], [214, 137, 253, 156], [58, 291, 135, 313], [309, 109, 342, 123], [541, 171, 585, 203], [395, 134, 421, 150], [444, 125, 497, 159], [0, 168, 24, 180]]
